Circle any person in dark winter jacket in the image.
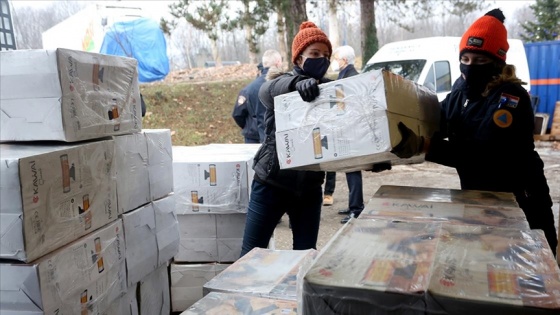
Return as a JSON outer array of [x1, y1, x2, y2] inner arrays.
[[391, 9, 558, 256], [240, 21, 332, 257], [232, 50, 283, 143]]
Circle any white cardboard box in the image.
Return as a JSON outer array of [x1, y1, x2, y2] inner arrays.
[[170, 263, 230, 312], [181, 292, 297, 315], [153, 194, 180, 266], [175, 213, 246, 263], [274, 69, 440, 171], [122, 203, 158, 287], [172, 145, 255, 214], [0, 48, 142, 142], [144, 129, 173, 201], [0, 140, 117, 262], [0, 220, 127, 314], [138, 264, 170, 315], [103, 283, 139, 315], [115, 132, 150, 215]]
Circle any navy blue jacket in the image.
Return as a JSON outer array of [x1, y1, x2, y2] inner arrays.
[[232, 68, 270, 142]]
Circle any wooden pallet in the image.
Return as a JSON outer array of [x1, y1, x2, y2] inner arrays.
[[534, 134, 560, 141]]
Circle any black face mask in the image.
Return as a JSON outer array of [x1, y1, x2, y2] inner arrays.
[[301, 57, 330, 80], [459, 63, 501, 99]]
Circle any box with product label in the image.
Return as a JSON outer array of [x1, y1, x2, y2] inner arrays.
[[302, 219, 441, 314], [174, 213, 246, 263], [103, 283, 138, 315], [427, 224, 560, 314], [274, 69, 440, 171], [153, 193, 180, 266], [122, 203, 158, 287], [372, 185, 520, 208], [203, 248, 317, 301], [181, 292, 297, 315], [170, 262, 230, 312], [0, 220, 127, 315], [361, 197, 530, 229], [0, 139, 117, 262], [0, 48, 142, 142], [115, 132, 150, 215], [144, 129, 173, 201], [172, 145, 256, 214], [138, 264, 170, 315]]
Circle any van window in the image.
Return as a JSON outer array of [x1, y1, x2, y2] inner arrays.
[[423, 61, 451, 93], [363, 60, 426, 82]]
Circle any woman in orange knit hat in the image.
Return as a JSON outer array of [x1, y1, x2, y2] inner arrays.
[[392, 9, 557, 256], [240, 21, 332, 256]]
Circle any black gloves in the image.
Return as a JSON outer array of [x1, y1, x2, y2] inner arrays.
[[369, 162, 392, 173], [295, 78, 320, 102], [391, 122, 425, 159]]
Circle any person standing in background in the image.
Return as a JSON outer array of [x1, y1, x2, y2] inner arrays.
[[241, 21, 332, 256], [232, 50, 283, 143], [329, 45, 365, 224]]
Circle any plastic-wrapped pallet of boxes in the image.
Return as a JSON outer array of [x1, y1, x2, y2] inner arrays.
[[273, 69, 440, 172], [0, 140, 117, 262], [203, 248, 317, 300], [0, 220, 126, 314], [172, 144, 260, 263], [0, 48, 142, 142], [181, 292, 297, 314], [360, 187, 530, 229], [138, 264, 171, 315], [427, 224, 560, 314]]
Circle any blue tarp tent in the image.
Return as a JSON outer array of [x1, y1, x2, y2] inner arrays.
[[100, 17, 169, 83]]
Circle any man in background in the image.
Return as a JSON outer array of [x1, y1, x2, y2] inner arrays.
[[232, 50, 283, 143], [330, 45, 365, 224]]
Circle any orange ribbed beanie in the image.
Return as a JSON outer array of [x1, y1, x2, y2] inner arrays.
[[291, 21, 332, 64], [460, 9, 509, 63]]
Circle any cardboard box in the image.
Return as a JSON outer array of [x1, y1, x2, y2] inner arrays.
[[274, 69, 440, 171], [115, 132, 150, 214], [302, 219, 440, 314], [203, 248, 316, 301], [174, 213, 246, 263], [138, 264, 170, 315], [170, 263, 230, 312], [103, 283, 138, 315], [144, 129, 173, 201], [360, 197, 530, 229], [0, 220, 127, 314], [122, 203, 158, 287], [428, 225, 560, 314], [372, 185, 520, 208], [153, 194, 180, 266], [181, 292, 297, 315], [172, 145, 256, 214], [0, 140, 117, 262], [0, 48, 142, 142]]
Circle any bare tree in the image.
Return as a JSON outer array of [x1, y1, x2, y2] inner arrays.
[[328, 0, 340, 48]]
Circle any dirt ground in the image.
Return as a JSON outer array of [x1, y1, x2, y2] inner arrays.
[[273, 141, 560, 250]]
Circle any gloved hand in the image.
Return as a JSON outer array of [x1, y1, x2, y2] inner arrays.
[[295, 78, 320, 102], [391, 122, 424, 159], [369, 162, 392, 173]]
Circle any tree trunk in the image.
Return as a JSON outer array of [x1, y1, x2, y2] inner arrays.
[[284, 0, 308, 67], [360, 0, 378, 66], [246, 24, 258, 64], [211, 39, 222, 67], [276, 9, 289, 69], [328, 0, 340, 48]]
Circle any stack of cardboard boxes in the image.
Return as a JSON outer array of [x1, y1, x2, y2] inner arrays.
[[0, 48, 178, 315], [169, 143, 262, 312]]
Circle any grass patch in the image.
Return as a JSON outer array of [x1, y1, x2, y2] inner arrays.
[[140, 79, 253, 146]]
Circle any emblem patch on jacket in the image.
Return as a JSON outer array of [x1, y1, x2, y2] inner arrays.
[[237, 95, 246, 105], [498, 93, 519, 109], [493, 109, 513, 128]]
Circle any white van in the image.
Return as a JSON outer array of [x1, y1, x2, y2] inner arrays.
[[362, 37, 531, 101]]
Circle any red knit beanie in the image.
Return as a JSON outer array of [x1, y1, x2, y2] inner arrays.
[[291, 21, 332, 64], [460, 9, 509, 63]]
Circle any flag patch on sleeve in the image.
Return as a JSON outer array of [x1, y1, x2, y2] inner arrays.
[[498, 93, 520, 109]]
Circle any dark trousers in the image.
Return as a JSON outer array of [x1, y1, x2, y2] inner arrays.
[[346, 171, 364, 216], [241, 180, 323, 257], [324, 172, 336, 195], [245, 138, 260, 144]]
